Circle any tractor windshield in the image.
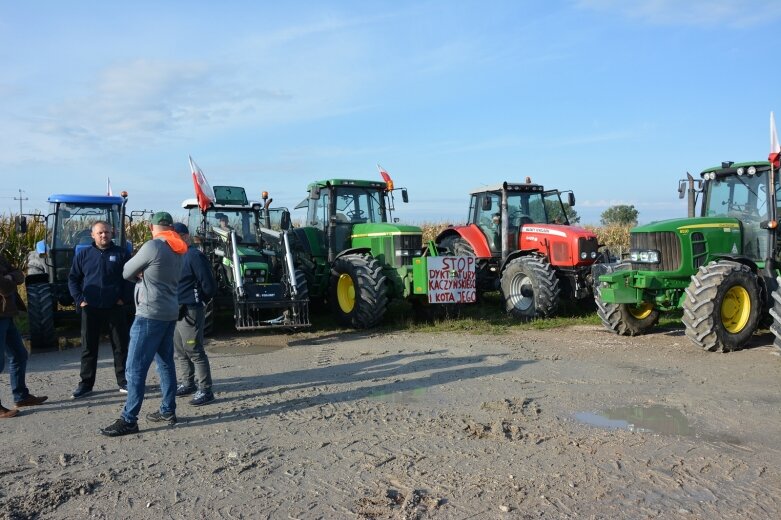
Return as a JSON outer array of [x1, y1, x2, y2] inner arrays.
[[333, 187, 385, 224], [53, 203, 121, 247], [188, 208, 260, 245]]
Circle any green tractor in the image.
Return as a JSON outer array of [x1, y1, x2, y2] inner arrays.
[[595, 160, 781, 352], [290, 178, 475, 328], [182, 186, 309, 332]]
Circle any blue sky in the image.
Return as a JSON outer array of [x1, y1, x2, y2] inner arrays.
[[2, 0, 780, 225]]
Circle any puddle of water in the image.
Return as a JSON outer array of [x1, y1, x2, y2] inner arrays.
[[574, 405, 693, 436], [367, 387, 430, 405]]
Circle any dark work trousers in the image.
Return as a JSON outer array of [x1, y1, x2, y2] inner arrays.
[[174, 305, 212, 392], [79, 305, 129, 388]]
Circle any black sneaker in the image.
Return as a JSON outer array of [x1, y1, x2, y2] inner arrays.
[[175, 384, 196, 397], [100, 418, 139, 437], [146, 411, 177, 425], [190, 390, 215, 407], [72, 385, 93, 399]]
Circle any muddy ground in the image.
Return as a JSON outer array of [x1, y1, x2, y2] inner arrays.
[[1, 323, 780, 519]]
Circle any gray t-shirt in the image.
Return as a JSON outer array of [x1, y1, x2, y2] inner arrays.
[[124, 237, 184, 321]]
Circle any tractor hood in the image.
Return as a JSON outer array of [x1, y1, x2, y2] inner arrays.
[[519, 223, 599, 267], [627, 216, 742, 274], [632, 216, 742, 238], [350, 222, 422, 238]]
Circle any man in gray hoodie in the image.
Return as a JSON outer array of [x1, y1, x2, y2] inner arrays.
[[100, 211, 188, 437]]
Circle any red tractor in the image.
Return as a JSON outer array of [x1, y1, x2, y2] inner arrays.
[[436, 179, 601, 319]]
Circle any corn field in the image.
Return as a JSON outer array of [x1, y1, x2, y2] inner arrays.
[[0, 214, 153, 270], [1, 213, 631, 270]]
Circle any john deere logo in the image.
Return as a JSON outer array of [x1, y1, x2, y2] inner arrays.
[[731, 243, 738, 254]]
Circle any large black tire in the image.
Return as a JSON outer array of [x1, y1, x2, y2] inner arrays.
[[500, 256, 560, 320], [769, 276, 781, 351], [25, 282, 57, 350], [595, 283, 660, 336], [329, 254, 388, 329], [682, 261, 760, 352]]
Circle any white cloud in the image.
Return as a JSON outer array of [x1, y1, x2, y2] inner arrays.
[[575, 0, 781, 27]]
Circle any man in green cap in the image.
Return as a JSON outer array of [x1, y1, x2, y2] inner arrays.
[[100, 211, 188, 437]]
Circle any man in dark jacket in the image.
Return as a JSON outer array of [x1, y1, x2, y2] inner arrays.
[[68, 220, 131, 398], [1, 250, 47, 417], [172, 223, 217, 406]]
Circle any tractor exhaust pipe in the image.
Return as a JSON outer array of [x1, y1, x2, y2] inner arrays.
[[230, 231, 244, 298], [282, 230, 298, 297]]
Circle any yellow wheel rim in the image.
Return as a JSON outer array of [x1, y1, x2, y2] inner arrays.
[[627, 302, 654, 320], [721, 285, 750, 333], [336, 273, 356, 313]]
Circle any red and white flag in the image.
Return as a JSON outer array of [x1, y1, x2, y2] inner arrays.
[[377, 164, 394, 191], [770, 112, 781, 169], [106, 177, 113, 196], [190, 155, 215, 212]]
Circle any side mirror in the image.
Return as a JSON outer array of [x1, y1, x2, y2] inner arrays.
[[310, 187, 321, 200], [678, 181, 686, 199], [14, 215, 27, 234], [481, 198, 492, 211], [567, 192, 576, 207], [280, 210, 291, 230], [402, 189, 409, 203]]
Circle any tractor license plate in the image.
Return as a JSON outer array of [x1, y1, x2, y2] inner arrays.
[[426, 256, 476, 304]]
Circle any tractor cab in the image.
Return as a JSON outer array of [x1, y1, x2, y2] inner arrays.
[[296, 179, 414, 264], [28, 194, 129, 287], [697, 162, 779, 263], [469, 180, 575, 255]]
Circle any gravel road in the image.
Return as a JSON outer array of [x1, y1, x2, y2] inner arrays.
[[1, 324, 779, 519]]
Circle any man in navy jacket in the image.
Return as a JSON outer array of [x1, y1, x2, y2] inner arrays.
[[68, 220, 132, 398], [172, 223, 217, 406]]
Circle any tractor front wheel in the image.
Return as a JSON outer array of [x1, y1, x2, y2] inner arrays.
[[682, 261, 760, 352], [329, 254, 388, 328], [595, 283, 660, 336], [26, 282, 57, 350], [500, 256, 560, 320]]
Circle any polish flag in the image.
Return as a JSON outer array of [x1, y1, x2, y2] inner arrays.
[[770, 112, 781, 169], [190, 156, 215, 212], [377, 164, 394, 191]]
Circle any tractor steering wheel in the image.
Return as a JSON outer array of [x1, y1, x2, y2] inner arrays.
[[346, 209, 365, 220]]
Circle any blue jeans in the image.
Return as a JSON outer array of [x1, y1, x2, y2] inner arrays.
[[121, 316, 177, 424], [0, 317, 30, 403]]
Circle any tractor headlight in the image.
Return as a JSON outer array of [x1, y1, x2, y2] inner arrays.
[[629, 249, 660, 264], [590, 251, 597, 259], [748, 166, 757, 176], [737, 167, 744, 176], [580, 252, 587, 259]]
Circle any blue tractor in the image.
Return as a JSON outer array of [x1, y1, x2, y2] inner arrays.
[[23, 193, 130, 350]]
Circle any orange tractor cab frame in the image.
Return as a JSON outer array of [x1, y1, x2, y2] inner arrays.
[[436, 179, 602, 319]]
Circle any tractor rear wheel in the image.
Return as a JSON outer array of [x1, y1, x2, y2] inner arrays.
[[500, 255, 560, 320], [595, 284, 660, 336], [26, 282, 57, 350], [329, 254, 388, 328], [682, 261, 760, 352]]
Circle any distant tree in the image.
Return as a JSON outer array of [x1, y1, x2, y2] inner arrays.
[[545, 201, 580, 224], [600, 205, 639, 226]]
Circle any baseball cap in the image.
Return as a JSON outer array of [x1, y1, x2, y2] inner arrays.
[[151, 211, 174, 226], [172, 222, 189, 234]]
